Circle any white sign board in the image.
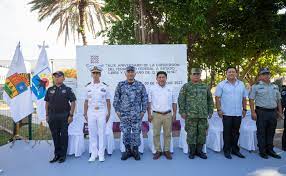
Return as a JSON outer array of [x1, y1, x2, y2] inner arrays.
[[76, 45, 187, 121]]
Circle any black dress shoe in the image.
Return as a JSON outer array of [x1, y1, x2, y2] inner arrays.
[[232, 151, 245, 158], [196, 152, 207, 159], [49, 156, 60, 163], [267, 150, 281, 159], [189, 153, 195, 159], [259, 153, 269, 159], [58, 157, 66, 163], [224, 152, 232, 159]]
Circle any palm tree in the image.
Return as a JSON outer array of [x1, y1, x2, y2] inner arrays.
[[29, 0, 117, 45]]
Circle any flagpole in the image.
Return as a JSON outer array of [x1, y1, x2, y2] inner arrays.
[[32, 41, 52, 148], [8, 42, 30, 148]]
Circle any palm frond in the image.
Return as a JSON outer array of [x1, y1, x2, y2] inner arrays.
[[28, 0, 119, 45]]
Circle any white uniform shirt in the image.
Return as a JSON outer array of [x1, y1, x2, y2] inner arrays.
[[148, 84, 177, 112], [85, 82, 111, 111], [215, 79, 247, 116]]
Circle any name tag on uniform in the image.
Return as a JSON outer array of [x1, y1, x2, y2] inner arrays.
[[62, 89, 67, 93], [101, 88, 106, 92], [50, 90, 55, 94]]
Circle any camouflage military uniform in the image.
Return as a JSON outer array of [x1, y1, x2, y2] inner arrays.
[[178, 82, 214, 145], [113, 80, 148, 147]]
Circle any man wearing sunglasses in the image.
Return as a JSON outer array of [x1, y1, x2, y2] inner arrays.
[[84, 65, 111, 162], [178, 68, 214, 159], [249, 68, 283, 159]]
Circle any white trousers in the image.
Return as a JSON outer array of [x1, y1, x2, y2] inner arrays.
[[87, 110, 106, 158]]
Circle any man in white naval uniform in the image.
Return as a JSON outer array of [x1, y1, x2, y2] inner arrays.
[[84, 65, 111, 162]]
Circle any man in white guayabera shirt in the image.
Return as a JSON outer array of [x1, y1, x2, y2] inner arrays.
[[215, 67, 247, 159], [148, 71, 177, 160]]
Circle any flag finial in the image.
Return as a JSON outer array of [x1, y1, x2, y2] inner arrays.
[[38, 41, 49, 49]]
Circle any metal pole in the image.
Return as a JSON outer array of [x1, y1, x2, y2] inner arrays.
[[28, 114, 32, 140], [51, 59, 54, 73]]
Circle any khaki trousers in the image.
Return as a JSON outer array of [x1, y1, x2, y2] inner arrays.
[[152, 112, 172, 152]]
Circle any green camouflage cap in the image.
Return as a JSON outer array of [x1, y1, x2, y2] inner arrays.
[[191, 68, 202, 74]]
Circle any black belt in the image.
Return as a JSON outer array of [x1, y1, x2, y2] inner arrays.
[[256, 106, 276, 112], [153, 110, 171, 115]]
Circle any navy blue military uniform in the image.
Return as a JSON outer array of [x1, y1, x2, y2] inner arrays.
[[113, 66, 148, 160], [45, 84, 76, 159], [113, 80, 148, 147]]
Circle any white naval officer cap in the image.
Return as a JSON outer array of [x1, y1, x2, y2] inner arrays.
[[90, 65, 103, 73]]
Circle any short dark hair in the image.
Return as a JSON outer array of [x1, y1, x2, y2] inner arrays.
[[226, 66, 237, 72], [156, 71, 167, 78]]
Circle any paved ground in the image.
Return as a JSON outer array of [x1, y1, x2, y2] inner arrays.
[[274, 118, 284, 150], [0, 140, 286, 176]]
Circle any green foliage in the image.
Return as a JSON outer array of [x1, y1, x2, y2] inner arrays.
[[102, 0, 286, 85]]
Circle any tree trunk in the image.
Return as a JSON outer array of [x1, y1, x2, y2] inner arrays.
[[239, 51, 261, 80], [209, 68, 216, 88], [139, 0, 146, 44], [78, 0, 88, 45], [187, 33, 200, 81]]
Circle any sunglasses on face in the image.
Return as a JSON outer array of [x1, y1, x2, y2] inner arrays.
[[192, 73, 201, 76], [92, 72, 100, 74]]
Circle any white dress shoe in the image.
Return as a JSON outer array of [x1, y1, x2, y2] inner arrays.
[[99, 156, 105, 162], [88, 153, 98, 162]]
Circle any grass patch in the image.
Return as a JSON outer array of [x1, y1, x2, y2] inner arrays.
[[0, 115, 52, 146], [0, 130, 12, 146]]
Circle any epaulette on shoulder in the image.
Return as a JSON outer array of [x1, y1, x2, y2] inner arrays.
[[85, 82, 91, 87]]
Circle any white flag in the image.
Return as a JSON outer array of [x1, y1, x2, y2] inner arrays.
[[31, 43, 52, 121], [3, 43, 34, 122]]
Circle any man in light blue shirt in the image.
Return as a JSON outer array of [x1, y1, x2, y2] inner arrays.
[[215, 67, 247, 159]]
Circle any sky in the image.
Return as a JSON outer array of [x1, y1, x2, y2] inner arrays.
[[0, 0, 103, 61]]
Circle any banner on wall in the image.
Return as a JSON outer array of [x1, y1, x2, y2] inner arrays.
[[76, 45, 188, 122]]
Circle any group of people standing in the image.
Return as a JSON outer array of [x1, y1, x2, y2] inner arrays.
[[44, 65, 284, 164]]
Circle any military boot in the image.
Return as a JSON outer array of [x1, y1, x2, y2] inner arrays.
[[196, 144, 207, 159], [132, 146, 141, 161], [121, 145, 132, 160], [188, 144, 196, 159]]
